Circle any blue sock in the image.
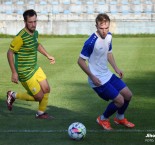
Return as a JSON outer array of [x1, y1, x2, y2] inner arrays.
[[117, 100, 130, 115], [103, 102, 119, 118]]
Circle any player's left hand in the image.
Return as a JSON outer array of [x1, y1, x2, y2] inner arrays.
[[47, 56, 55, 64]]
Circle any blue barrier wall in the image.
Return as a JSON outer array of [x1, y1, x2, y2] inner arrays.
[[0, 0, 155, 34]]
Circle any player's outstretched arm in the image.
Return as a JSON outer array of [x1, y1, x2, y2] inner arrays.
[[38, 44, 55, 64], [108, 52, 123, 79]]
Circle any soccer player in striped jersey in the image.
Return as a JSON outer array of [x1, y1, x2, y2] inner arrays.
[[6, 9, 55, 119], [78, 13, 135, 130]]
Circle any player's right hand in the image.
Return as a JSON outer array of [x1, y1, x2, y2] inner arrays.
[[91, 75, 102, 87], [11, 72, 18, 84]]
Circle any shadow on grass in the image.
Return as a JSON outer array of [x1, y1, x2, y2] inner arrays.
[[63, 70, 155, 130], [1, 71, 155, 131], [0, 97, 84, 131], [0, 70, 155, 145], [124, 71, 155, 97]]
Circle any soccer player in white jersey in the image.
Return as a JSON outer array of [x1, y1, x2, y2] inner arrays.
[[78, 13, 135, 130]]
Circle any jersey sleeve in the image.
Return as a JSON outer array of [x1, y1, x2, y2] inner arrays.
[[108, 41, 112, 53], [9, 36, 23, 52], [107, 32, 112, 53], [80, 33, 97, 60]]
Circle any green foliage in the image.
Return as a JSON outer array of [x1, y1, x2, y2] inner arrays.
[[0, 34, 14, 38], [0, 37, 155, 145], [1, 33, 155, 38]]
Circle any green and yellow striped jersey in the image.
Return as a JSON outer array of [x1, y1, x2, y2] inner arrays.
[[9, 28, 39, 82]]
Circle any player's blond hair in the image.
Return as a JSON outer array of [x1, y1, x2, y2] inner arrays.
[[95, 13, 110, 25]]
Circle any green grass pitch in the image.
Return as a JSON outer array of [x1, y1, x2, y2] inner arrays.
[[0, 36, 155, 145]]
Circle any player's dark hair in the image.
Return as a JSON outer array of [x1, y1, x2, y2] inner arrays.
[[95, 13, 110, 25], [23, 9, 37, 21]]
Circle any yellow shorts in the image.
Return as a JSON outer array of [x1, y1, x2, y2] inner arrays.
[[21, 67, 47, 96]]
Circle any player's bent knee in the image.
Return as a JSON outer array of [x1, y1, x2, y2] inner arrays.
[[121, 87, 133, 101], [45, 87, 50, 93], [126, 91, 133, 101], [114, 95, 124, 108], [34, 96, 43, 102], [34, 91, 44, 101], [42, 86, 50, 94]]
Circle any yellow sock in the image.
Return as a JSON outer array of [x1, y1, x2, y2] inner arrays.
[[16, 92, 35, 101], [38, 93, 49, 112]]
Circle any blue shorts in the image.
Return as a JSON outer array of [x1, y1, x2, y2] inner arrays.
[[93, 74, 126, 101]]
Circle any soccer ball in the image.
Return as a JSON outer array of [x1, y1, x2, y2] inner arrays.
[[68, 122, 86, 140]]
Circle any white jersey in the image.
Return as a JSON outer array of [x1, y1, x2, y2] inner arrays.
[[80, 32, 113, 88]]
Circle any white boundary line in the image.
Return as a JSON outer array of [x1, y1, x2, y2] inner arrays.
[[0, 129, 155, 133]]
